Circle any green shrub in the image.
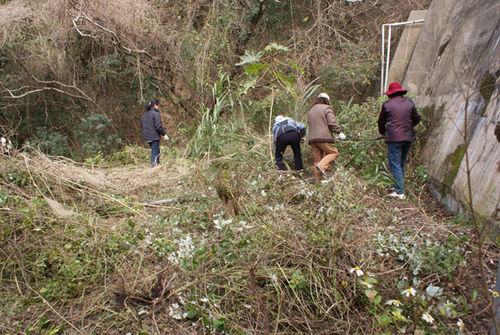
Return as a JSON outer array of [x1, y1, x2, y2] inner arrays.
[[335, 97, 392, 186], [187, 73, 234, 158], [74, 113, 122, 159], [373, 231, 467, 277], [110, 145, 150, 166], [30, 127, 70, 157]]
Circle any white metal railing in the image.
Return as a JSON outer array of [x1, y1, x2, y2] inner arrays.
[[380, 19, 425, 95]]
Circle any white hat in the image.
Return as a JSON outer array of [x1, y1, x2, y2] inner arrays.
[[275, 115, 287, 124], [318, 92, 330, 100]]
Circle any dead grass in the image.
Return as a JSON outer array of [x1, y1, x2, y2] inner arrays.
[[0, 147, 497, 334], [105, 157, 193, 194], [0, 0, 34, 47]]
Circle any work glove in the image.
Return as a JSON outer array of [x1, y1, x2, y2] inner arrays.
[[338, 132, 346, 140], [163, 134, 169, 140]]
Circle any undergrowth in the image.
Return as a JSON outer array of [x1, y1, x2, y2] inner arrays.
[[0, 69, 494, 335], [0, 111, 495, 334]]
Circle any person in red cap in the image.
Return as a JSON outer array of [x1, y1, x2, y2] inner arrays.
[[378, 82, 421, 199]]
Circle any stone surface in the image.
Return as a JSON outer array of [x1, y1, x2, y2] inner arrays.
[[402, 0, 500, 223], [386, 10, 427, 88]]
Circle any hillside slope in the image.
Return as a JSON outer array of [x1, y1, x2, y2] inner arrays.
[[0, 0, 427, 156], [0, 139, 497, 334]]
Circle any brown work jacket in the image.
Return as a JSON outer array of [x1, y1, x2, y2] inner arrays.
[[307, 103, 341, 144]]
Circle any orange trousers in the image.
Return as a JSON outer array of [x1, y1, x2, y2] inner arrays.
[[310, 142, 338, 181]]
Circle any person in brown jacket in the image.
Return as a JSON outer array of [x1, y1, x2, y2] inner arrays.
[[308, 93, 346, 181]]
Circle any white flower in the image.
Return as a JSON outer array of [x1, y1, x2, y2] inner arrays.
[[457, 318, 464, 331], [214, 218, 233, 230], [360, 281, 373, 288], [401, 287, 416, 297], [214, 218, 222, 229], [168, 303, 186, 320], [167, 234, 196, 265], [385, 299, 402, 306], [349, 266, 364, 277], [238, 220, 253, 230], [199, 297, 209, 303], [421, 312, 434, 324], [440, 300, 455, 317]]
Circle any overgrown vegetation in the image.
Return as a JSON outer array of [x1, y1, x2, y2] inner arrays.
[[0, 0, 427, 158], [1, 70, 497, 333], [1, 0, 496, 334]]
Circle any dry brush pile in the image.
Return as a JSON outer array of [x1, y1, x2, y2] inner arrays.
[[0, 135, 497, 334]]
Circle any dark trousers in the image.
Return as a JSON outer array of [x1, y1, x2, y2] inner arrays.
[[387, 141, 411, 194], [149, 140, 160, 167], [275, 131, 303, 171]]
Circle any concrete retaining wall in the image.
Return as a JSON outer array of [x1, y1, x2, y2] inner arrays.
[[401, 0, 500, 224]]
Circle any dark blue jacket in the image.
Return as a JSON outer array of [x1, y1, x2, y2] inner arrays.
[[378, 96, 421, 142], [272, 117, 306, 148], [141, 107, 166, 141]]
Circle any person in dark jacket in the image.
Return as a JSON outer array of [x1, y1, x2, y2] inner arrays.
[[378, 82, 421, 199], [141, 99, 167, 167], [272, 115, 306, 171], [308, 93, 346, 182]]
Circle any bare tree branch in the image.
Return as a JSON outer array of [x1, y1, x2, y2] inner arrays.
[[1, 82, 93, 103], [71, 11, 154, 59], [1, 56, 95, 103]]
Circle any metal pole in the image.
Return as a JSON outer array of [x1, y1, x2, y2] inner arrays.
[[379, 18, 425, 94], [380, 25, 385, 96], [385, 19, 424, 28], [384, 25, 392, 93]]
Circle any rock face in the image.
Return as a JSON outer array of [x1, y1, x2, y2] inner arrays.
[[402, 0, 499, 222]]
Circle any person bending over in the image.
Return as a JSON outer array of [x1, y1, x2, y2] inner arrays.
[[272, 115, 306, 171]]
